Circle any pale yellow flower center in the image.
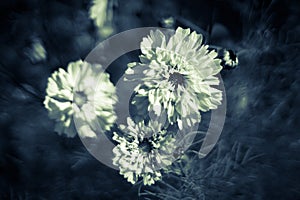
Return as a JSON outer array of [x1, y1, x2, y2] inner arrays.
[[73, 91, 88, 107]]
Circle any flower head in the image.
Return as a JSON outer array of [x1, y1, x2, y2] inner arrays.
[[220, 49, 239, 69], [89, 0, 114, 37], [112, 118, 176, 185], [44, 60, 117, 138], [125, 27, 223, 129]]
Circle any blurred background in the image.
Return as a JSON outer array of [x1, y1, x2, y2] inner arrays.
[[0, 0, 299, 199]]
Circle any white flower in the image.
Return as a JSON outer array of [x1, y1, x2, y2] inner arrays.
[[44, 60, 117, 138], [112, 118, 176, 185], [89, 0, 114, 37], [125, 27, 223, 129], [222, 49, 239, 69]]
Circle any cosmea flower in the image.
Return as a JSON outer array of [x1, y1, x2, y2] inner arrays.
[[44, 60, 117, 138], [112, 117, 176, 185], [89, 0, 114, 37], [220, 49, 239, 69], [125, 27, 223, 129]]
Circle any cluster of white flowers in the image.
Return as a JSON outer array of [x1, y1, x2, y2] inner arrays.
[[113, 27, 224, 185], [44, 27, 227, 186]]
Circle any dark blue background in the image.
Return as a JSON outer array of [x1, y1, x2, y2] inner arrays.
[[0, 0, 299, 199]]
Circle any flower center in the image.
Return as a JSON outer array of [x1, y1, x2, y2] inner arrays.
[[168, 72, 185, 88], [73, 91, 87, 107], [139, 138, 153, 153]]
